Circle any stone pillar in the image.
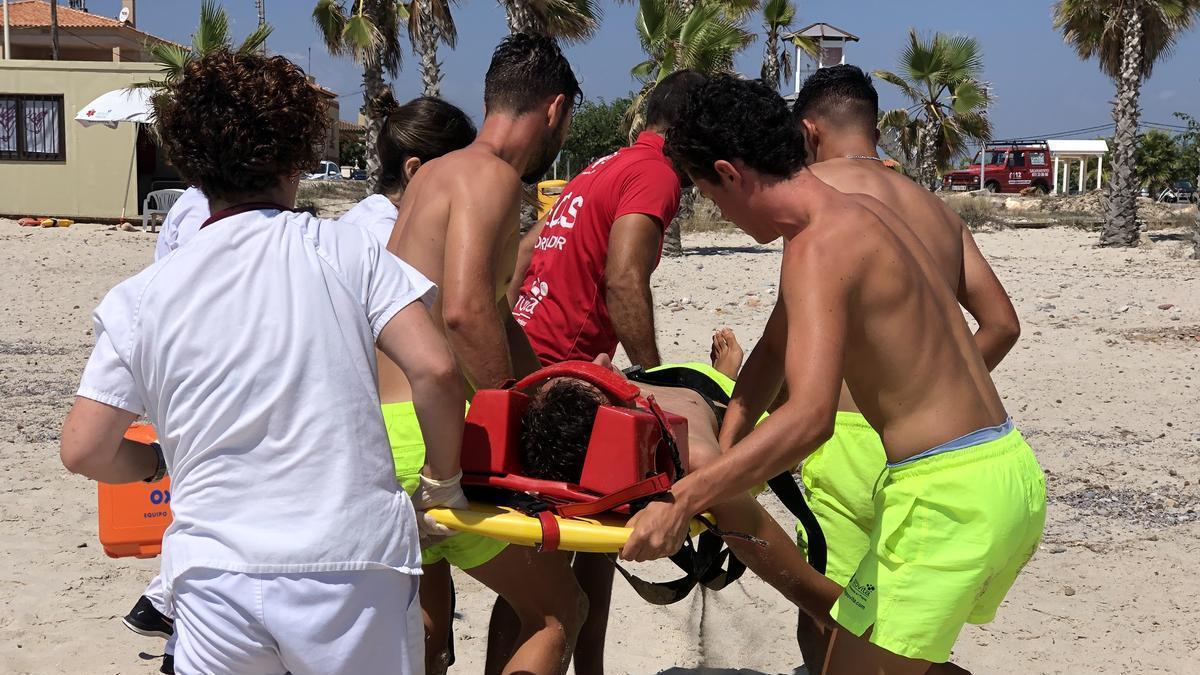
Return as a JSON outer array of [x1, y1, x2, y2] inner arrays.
[[1078, 158, 1085, 193]]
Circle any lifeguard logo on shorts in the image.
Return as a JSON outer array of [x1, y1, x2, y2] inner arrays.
[[844, 576, 875, 610]]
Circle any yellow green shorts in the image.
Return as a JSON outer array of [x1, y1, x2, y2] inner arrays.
[[796, 412, 886, 587], [829, 427, 1047, 663], [381, 401, 509, 570]]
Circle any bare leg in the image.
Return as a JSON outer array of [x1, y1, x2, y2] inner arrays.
[[710, 328, 745, 380], [711, 490, 843, 622], [822, 627, 931, 675], [421, 561, 454, 675], [485, 598, 520, 675], [571, 553, 614, 675], [467, 546, 588, 675], [797, 607, 831, 674]]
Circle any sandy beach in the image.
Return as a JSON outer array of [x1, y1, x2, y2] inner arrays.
[[1, 215, 1198, 674]]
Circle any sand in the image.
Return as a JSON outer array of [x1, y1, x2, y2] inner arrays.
[[1, 217, 1198, 674]]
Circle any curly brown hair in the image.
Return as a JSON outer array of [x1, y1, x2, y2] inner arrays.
[[155, 49, 329, 203]]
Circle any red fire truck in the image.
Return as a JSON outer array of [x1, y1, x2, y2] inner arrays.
[[942, 140, 1053, 194]]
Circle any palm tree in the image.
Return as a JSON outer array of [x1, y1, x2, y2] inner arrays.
[[312, 0, 407, 184], [145, 1, 271, 86], [874, 29, 991, 191], [1054, 0, 1200, 247], [500, 0, 602, 39], [629, 0, 756, 255], [408, 1, 457, 97], [759, 0, 795, 89]]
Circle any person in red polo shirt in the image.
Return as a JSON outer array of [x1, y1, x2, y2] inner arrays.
[[511, 70, 708, 372], [506, 70, 707, 675]]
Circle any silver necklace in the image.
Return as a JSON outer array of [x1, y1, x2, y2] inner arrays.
[[844, 155, 883, 162]]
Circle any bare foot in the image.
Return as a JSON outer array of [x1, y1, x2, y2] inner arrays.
[[710, 328, 744, 379]]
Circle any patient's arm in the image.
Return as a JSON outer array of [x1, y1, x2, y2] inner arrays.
[[638, 384, 722, 470]]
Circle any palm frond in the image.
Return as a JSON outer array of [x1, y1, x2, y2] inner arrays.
[[343, 12, 385, 65], [790, 34, 820, 59], [873, 69, 922, 103], [237, 23, 274, 55], [193, 0, 231, 55], [537, 0, 603, 44], [312, 0, 350, 54]]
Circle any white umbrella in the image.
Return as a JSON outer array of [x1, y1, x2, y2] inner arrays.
[[75, 87, 156, 128], [74, 88, 157, 224]]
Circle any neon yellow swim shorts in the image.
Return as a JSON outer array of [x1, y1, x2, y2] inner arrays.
[[381, 401, 509, 570], [796, 411, 886, 587], [829, 426, 1046, 663]]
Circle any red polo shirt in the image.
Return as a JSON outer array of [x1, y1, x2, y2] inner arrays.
[[513, 131, 681, 364]]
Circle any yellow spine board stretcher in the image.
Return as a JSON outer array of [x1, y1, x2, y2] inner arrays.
[[426, 501, 712, 554]]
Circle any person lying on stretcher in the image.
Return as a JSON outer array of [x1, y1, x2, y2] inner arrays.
[[519, 333, 840, 620]]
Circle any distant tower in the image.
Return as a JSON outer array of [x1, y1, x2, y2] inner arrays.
[[69, 0, 88, 10], [785, 23, 861, 96]]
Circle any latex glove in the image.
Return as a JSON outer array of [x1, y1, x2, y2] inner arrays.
[[412, 471, 469, 541]]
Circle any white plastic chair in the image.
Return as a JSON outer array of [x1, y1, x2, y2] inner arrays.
[[141, 189, 186, 232]]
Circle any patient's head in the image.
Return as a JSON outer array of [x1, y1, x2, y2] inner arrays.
[[520, 378, 606, 483]]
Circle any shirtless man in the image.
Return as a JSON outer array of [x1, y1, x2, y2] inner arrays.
[[787, 64, 1022, 669], [621, 75, 1046, 675], [385, 34, 587, 675]]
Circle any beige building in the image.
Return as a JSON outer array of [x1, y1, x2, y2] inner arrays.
[[1, 0, 342, 220], [1, 59, 162, 220]]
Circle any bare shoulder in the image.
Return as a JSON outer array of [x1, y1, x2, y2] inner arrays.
[[438, 145, 522, 194]]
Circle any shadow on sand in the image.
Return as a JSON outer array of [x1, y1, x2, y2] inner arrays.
[[662, 662, 811, 667], [685, 245, 779, 257]]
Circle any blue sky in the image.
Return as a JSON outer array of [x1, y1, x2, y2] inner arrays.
[[88, 1, 1200, 138]]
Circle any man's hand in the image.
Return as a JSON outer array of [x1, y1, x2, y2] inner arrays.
[[619, 499, 691, 562]]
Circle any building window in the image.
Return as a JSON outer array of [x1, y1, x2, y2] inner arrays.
[[0, 95, 67, 161]]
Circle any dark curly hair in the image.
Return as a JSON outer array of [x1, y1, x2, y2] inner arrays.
[[519, 379, 605, 483], [369, 90, 477, 197], [663, 74, 806, 184], [644, 69, 708, 131], [484, 32, 582, 116], [156, 49, 328, 203], [793, 64, 879, 131]]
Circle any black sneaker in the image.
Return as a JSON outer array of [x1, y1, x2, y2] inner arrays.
[[122, 595, 173, 639], [159, 653, 174, 675]]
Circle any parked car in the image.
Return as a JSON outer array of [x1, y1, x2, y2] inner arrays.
[[349, 167, 368, 181], [1157, 180, 1197, 204], [305, 160, 342, 181], [942, 140, 1053, 194]]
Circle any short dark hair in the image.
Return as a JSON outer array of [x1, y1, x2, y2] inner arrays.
[[156, 50, 327, 203], [520, 379, 604, 483], [644, 69, 708, 130], [484, 32, 582, 115], [369, 90, 477, 196], [663, 74, 806, 184], [793, 64, 879, 130]]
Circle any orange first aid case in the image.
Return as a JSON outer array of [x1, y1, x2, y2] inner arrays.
[[97, 424, 171, 558]]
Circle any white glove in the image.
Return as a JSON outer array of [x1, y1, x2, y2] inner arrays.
[[412, 471, 469, 540]]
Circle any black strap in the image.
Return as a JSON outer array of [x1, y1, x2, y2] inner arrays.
[[625, 366, 733, 407], [768, 472, 827, 576]]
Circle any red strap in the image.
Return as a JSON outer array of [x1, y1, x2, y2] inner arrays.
[[536, 511, 561, 552], [554, 473, 672, 519]]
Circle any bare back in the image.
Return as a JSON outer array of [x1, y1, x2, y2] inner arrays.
[[377, 145, 524, 403], [809, 159, 963, 287], [809, 159, 968, 414], [784, 186, 1007, 462]]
